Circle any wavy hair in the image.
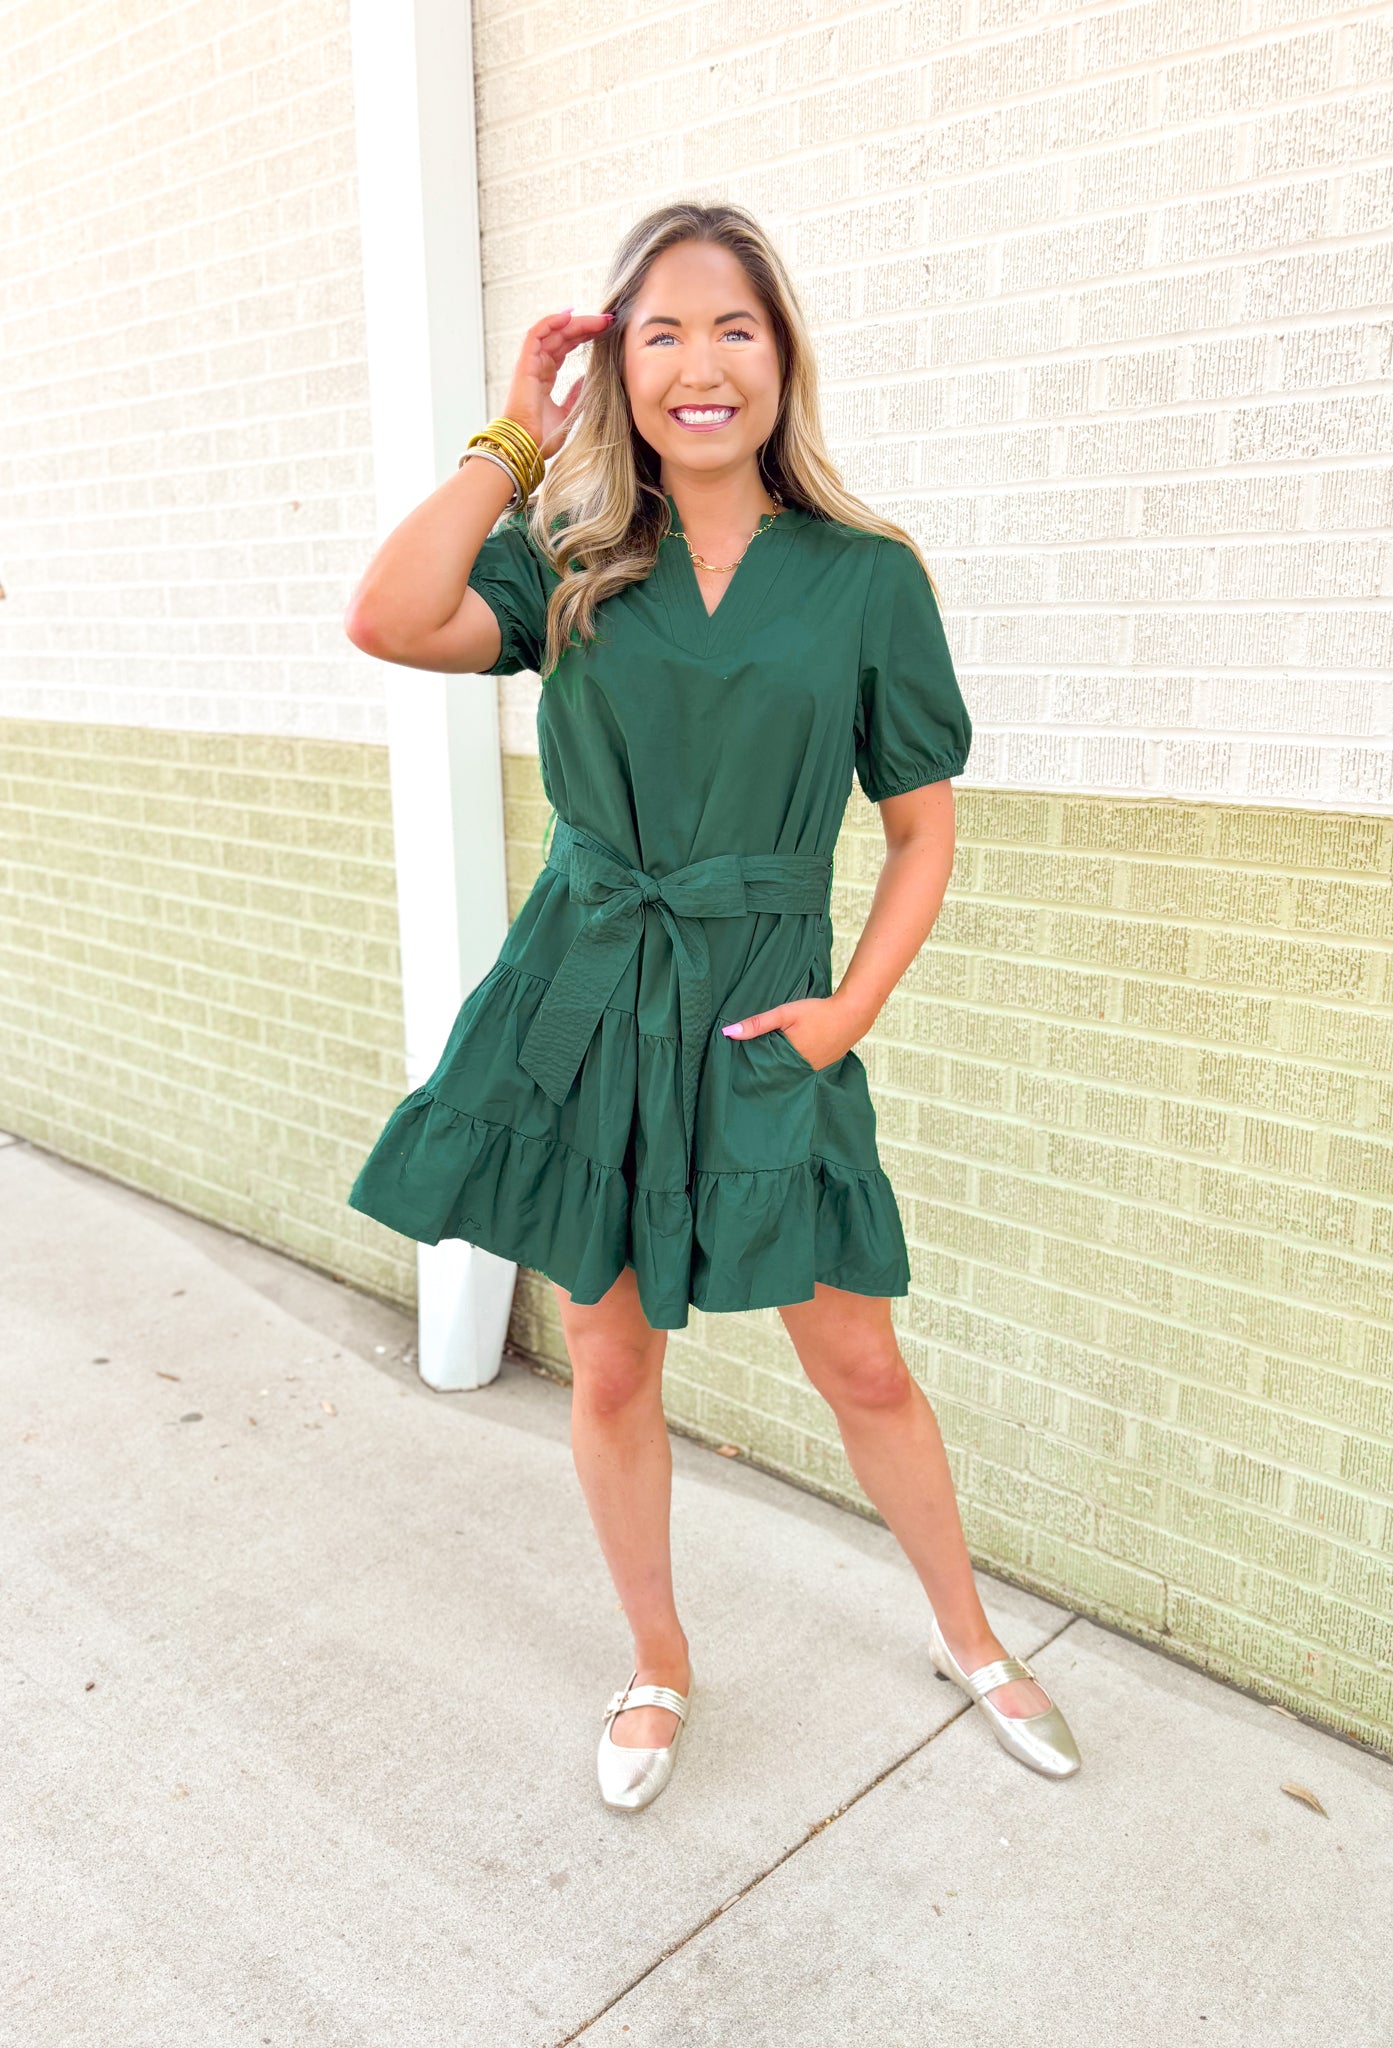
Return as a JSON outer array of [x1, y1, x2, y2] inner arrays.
[[525, 200, 938, 678]]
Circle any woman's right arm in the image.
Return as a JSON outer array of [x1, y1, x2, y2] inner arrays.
[[342, 308, 611, 674]]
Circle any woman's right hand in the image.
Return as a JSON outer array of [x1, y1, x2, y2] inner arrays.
[[502, 309, 614, 459]]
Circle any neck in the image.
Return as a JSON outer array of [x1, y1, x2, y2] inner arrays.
[[661, 462, 778, 538]]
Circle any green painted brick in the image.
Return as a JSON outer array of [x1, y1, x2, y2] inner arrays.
[[1022, 1074, 1155, 1142], [1043, 1023, 1191, 1092], [1, 719, 414, 1307], [1056, 798, 1210, 858], [980, 848, 1117, 906], [1023, 1531, 1170, 1632], [1046, 1132, 1189, 1204], [1175, 1385, 1330, 1469], [1037, 1335, 1177, 1417], [1126, 863, 1289, 924], [1291, 1472, 1378, 1545], [1094, 1511, 1246, 1608], [955, 790, 1055, 846], [1209, 808, 1392, 874], [976, 958, 1113, 1018]]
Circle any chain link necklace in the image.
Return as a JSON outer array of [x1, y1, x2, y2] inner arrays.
[[673, 492, 784, 575]]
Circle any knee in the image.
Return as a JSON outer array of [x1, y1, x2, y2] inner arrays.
[[815, 1344, 914, 1416], [571, 1340, 662, 1418]]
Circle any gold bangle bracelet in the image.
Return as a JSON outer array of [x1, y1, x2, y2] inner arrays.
[[479, 434, 541, 496], [489, 418, 544, 491], [484, 415, 540, 464], [466, 417, 544, 497], [461, 434, 538, 504], [484, 438, 542, 497], [474, 410, 538, 451]]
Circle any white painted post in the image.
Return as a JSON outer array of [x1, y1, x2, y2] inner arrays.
[[349, 0, 516, 1390]]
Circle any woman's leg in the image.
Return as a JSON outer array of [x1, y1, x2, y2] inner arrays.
[[553, 1264, 691, 1748], [779, 1282, 1049, 1718]]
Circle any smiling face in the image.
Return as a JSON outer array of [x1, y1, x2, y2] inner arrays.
[[620, 239, 783, 489]]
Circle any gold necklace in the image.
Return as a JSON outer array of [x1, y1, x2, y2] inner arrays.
[[676, 495, 783, 575]]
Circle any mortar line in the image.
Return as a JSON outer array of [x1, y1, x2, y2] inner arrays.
[[552, 1615, 1081, 2046]]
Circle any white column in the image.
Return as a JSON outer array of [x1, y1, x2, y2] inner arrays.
[[349, 0, 516, 1389]]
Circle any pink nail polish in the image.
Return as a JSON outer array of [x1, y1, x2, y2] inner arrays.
[[722, 1024, 739, 1036]]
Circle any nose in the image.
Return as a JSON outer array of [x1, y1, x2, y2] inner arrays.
[[676, 338, 725, 389]]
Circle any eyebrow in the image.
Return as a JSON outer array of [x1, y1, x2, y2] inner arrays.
[[638, 310, 760, 329]]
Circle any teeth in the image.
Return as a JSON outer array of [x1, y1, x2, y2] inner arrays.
[[674, 407, 735, 422]]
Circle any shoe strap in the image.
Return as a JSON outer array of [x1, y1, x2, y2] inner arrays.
[[961, 1655, 1042, 1702], [603, 1683, 688, 1725]]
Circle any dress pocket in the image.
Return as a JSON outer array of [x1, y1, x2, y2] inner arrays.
[[770, 951, 843, 1076], [771, 1023, 842, 1076], [697, 1008, 818, 1173]]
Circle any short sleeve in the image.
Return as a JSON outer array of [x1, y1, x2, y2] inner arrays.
[[854, 538, 972, 802], [465, 510, 554, 676]]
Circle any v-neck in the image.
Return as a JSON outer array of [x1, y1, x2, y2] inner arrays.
[[654, 492, 804, 658]]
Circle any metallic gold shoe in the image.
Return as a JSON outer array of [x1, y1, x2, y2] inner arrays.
[[596, 1667, 693, 1812], [928, 1611, 1081, 1778]]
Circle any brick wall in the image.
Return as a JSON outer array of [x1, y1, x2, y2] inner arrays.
[[504, 757, 1393, 1751], [476, 0, 1393, 1750], [477, 0, 1393, 809], [0, 2, 404, 1292], [0, 720, 414, 1301], [0, 0, 378, 744]]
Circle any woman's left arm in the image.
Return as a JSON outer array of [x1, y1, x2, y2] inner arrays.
[[722, 779, 957, 1069], [827, 779, 957, 1041]]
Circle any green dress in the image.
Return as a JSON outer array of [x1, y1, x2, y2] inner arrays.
[[348, 495, 972, 1329]]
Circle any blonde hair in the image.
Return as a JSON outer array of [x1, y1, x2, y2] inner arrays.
[[526, 200, 938, 678]]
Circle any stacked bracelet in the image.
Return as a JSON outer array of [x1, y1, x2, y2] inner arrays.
[[459, 416, 545, 507], [463, 445, 525, 509]]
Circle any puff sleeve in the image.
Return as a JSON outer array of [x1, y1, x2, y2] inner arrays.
[[465, 510, 555, 676], [854, 537, 972, 801]]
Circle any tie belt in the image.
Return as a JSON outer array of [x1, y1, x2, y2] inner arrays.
[[518, 817, 833, 1184]]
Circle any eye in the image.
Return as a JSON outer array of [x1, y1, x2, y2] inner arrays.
[[721, 326, 756, 342], [642, 332, 678, 346]]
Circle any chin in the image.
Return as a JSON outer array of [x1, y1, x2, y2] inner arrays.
[[655, 432, 760, 468]]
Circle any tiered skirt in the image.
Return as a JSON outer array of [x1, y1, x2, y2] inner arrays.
[[349, 953, 912, 1331]]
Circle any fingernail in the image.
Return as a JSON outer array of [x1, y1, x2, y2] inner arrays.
[[722, 1023, 740, 1036]]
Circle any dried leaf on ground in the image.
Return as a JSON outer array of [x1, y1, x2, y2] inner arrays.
[[1280, 1782, 1328, 1816]]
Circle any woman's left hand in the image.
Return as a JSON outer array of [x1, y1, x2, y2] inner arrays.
[[721, 994, 862, 1073]]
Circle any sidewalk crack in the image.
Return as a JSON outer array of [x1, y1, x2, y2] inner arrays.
[[553, 1615, 1079, 2044]]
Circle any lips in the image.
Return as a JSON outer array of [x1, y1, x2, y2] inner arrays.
[[669, 405, 738, 432]]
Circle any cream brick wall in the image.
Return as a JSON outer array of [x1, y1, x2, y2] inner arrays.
[[477, 0, 1393, 810], [0, 0, 382, 743]]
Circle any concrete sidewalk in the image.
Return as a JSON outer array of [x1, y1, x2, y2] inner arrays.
[[3, 1136, 1390, 2048]]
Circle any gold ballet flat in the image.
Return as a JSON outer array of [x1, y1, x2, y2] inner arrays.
[[929, 1610, 1081, 1778], [596, 1667, 693, 1812]]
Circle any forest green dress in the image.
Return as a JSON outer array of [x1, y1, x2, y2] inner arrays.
[[348, 495, 972, 1329]]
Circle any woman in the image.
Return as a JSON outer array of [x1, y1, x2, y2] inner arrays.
[[344, 202, 1080, 1811]]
